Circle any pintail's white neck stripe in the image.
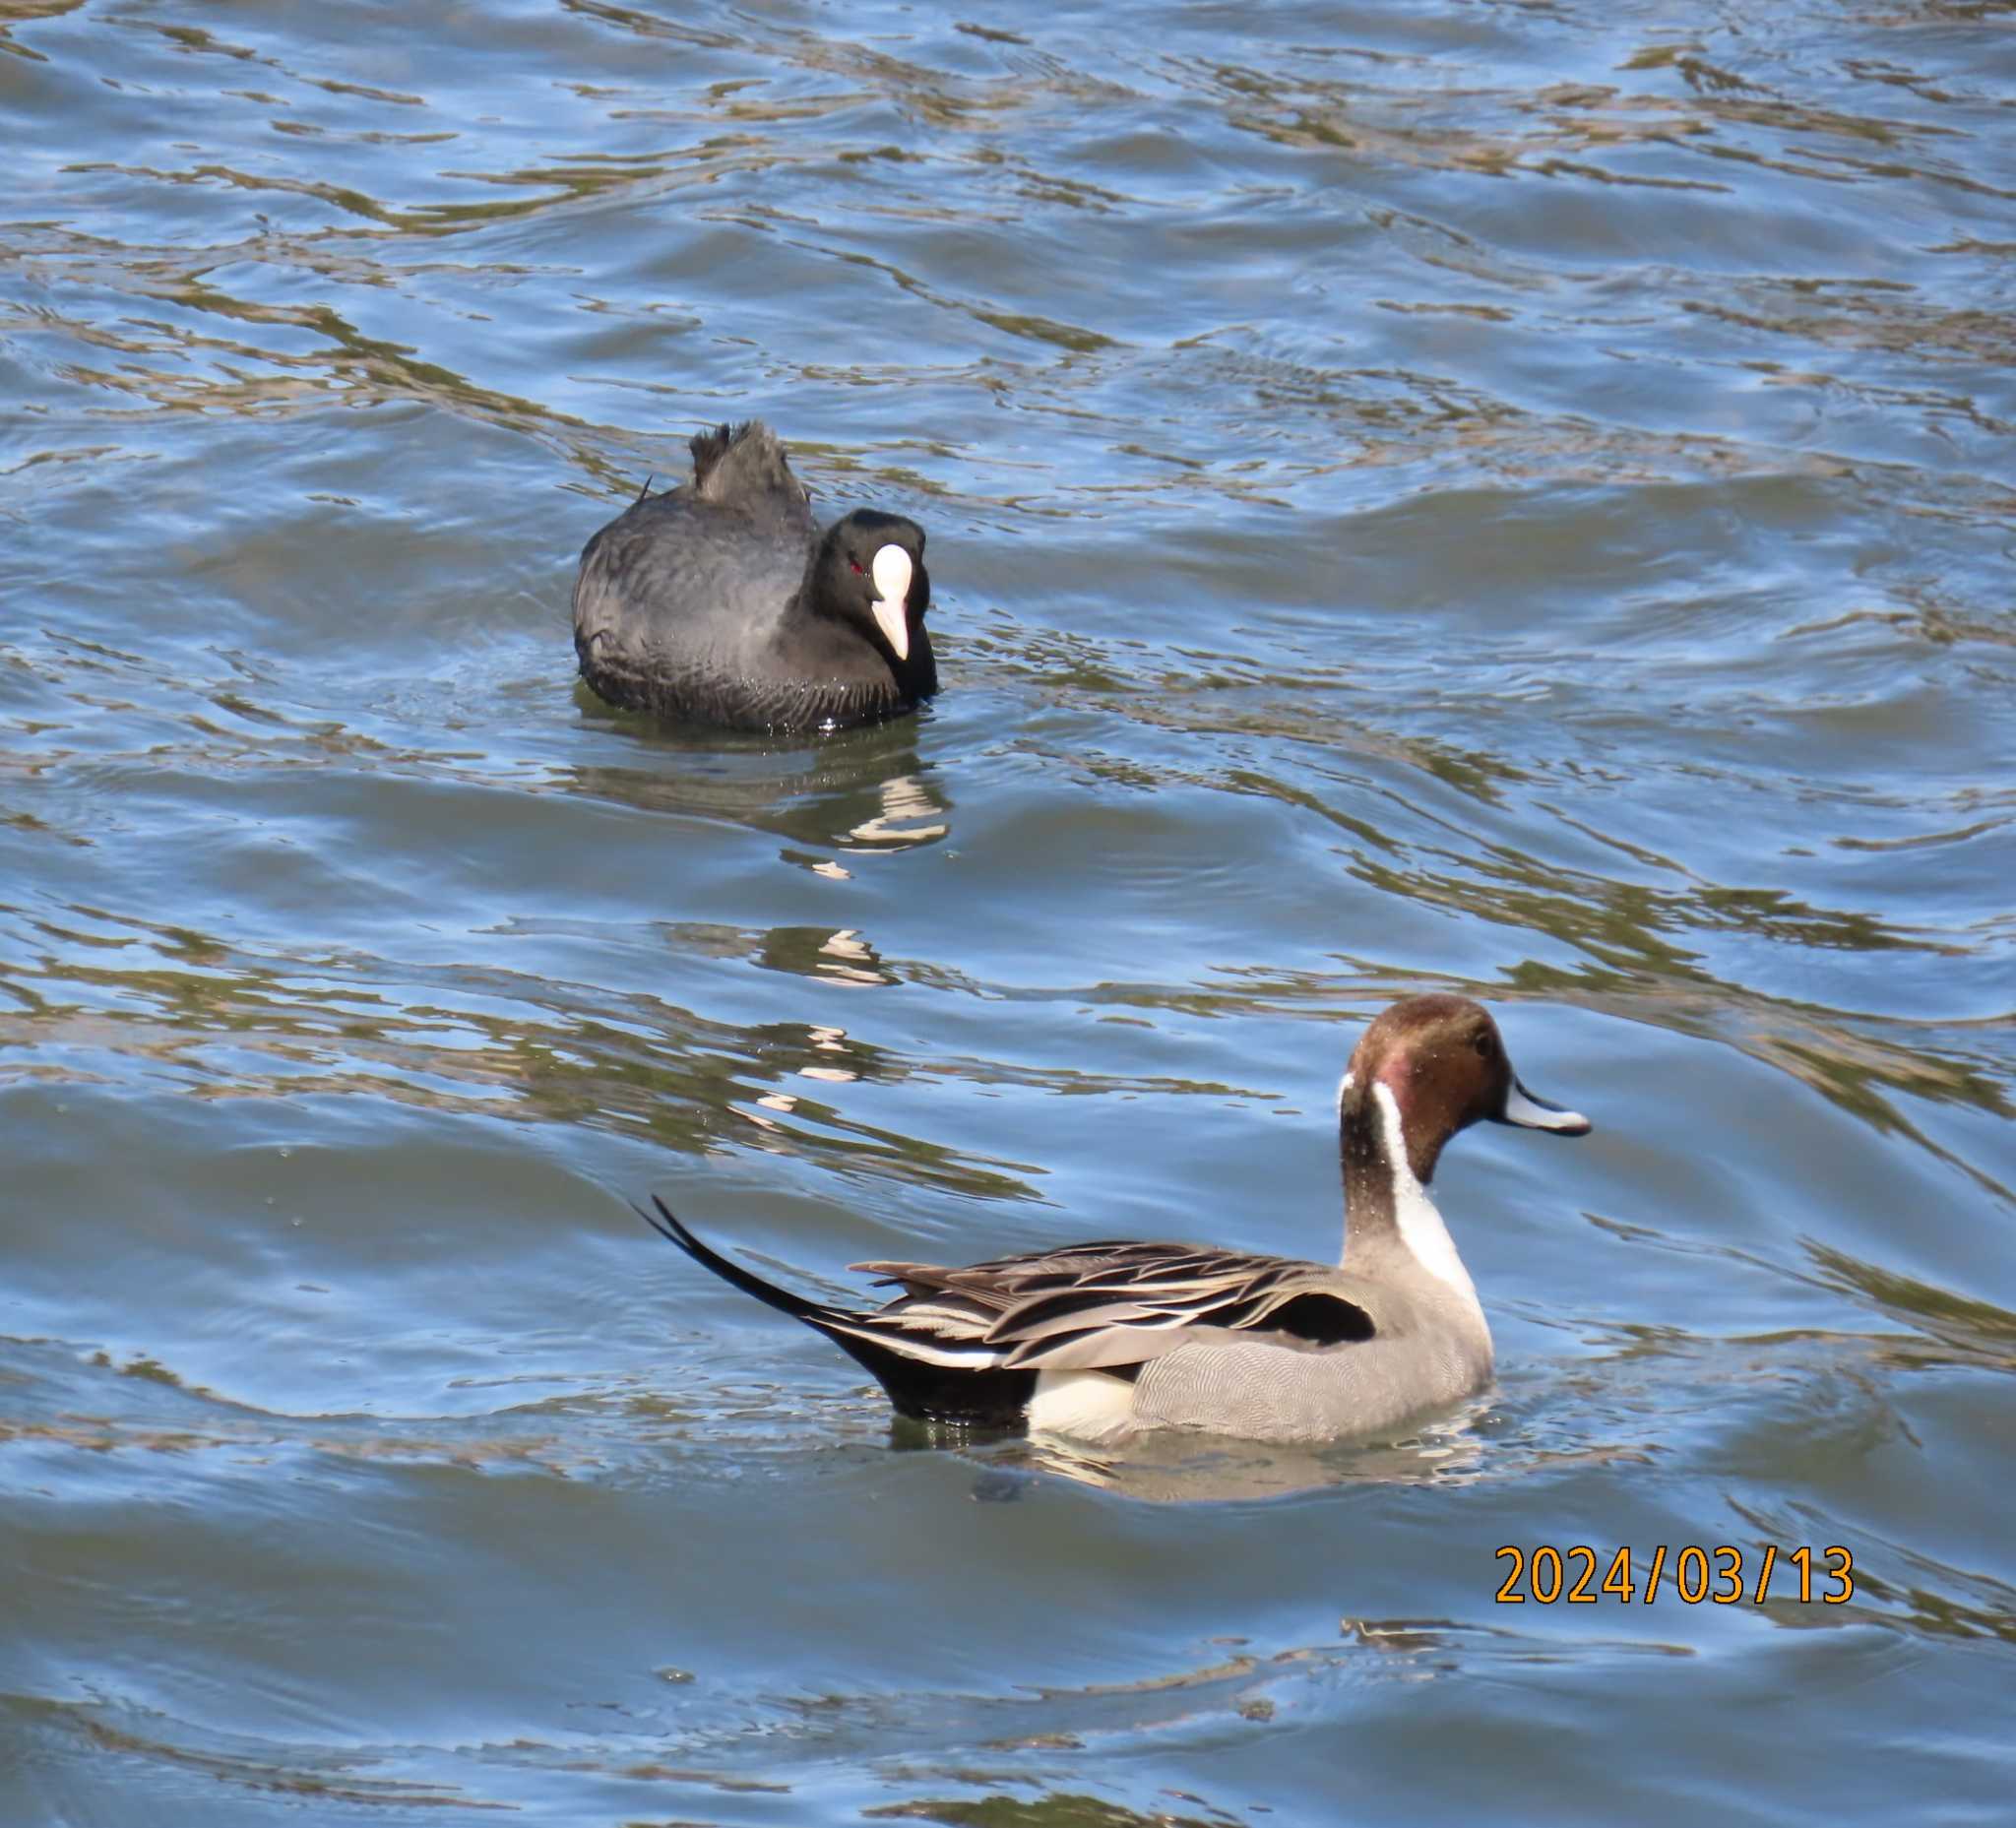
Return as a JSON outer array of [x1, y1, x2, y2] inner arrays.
[[1370, 1082, 1478, 1303]]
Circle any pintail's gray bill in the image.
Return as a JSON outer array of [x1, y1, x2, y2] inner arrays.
[[1501, 1079, 1592, 1135]]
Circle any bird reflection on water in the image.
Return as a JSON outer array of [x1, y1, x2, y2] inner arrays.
[[565, 698, 954, 866], [899, 1400, 1494, 1504]]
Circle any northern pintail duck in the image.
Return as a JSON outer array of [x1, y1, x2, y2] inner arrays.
[[643, 995, 1590, 1444], [573, 420, 935, 733]]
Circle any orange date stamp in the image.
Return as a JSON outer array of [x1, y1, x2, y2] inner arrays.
[[1494, 1544, 1854, 1606]]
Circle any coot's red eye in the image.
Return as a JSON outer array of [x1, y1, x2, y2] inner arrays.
[[850, 558, 863, 574]]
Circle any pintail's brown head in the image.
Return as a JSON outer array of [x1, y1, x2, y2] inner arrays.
[[1340, 994, 1591, 1186]]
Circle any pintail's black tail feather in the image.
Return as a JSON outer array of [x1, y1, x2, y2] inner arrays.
[[636, 1196, 842, 1329], [637, 1198, 1037, 1429]]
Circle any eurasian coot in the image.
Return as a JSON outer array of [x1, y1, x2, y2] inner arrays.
[[572, 421, 935, 733]]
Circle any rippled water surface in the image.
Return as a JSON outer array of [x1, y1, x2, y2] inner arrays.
[[5, 1, 2015, 1822]]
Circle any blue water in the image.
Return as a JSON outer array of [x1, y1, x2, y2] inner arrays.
[[3, 2, 2013, 1823]]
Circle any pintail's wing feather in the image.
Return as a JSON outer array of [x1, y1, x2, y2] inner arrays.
[[646, 1208, 1378, 1418], [851, 1237, 1378, 1368]]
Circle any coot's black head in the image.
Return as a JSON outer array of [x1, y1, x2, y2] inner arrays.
[[807, 509, 933, 687]]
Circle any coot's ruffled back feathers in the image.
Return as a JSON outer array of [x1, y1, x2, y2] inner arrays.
[[688, 421, 808, 514]]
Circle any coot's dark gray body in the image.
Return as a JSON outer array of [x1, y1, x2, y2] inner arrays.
[[572, 421, 935, 733]]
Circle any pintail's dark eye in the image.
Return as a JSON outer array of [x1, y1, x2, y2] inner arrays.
[[1474, 1031, 1497, 1060]]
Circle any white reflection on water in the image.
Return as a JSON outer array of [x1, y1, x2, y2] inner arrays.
[[946, 1399, 1496, 1503], [845, 771, 952, 849]]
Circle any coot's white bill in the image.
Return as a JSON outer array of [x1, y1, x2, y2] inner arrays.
[[871, 543, 913, 661]]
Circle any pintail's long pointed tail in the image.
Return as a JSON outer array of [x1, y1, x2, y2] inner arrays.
[[635, 1197, 1038, 1427], [635, 1196, 845, 1330]]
